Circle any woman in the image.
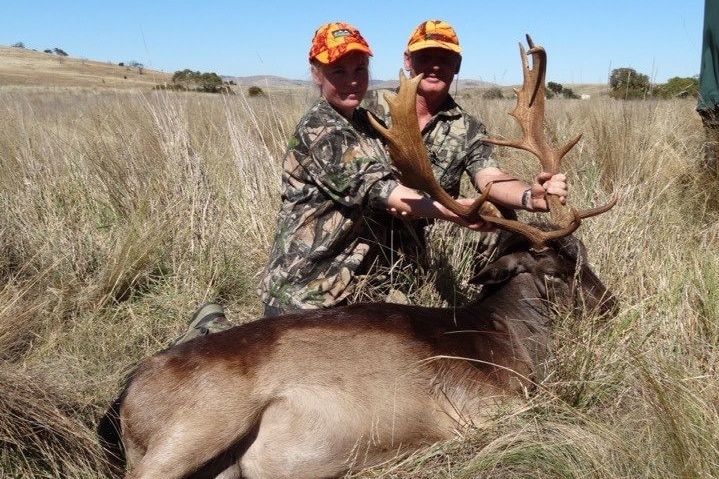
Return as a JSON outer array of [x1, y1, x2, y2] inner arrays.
[[257, 22, 485, 317]]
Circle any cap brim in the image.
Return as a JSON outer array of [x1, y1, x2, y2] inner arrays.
[[407, 40, 461, 54], [314, 44, 373, 64]]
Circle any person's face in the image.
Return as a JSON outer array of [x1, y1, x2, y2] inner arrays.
[[404, 48, 460, 96], [312, 51, 370, 118]]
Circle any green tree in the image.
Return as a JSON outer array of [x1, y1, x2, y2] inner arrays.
[[198, 72, 223, 92], [609, 67, 651, 99], [547, 81, 564, 95], [171, 69, 227, 93], [562, 88, 579, 99], [127, 60, 145, 75]]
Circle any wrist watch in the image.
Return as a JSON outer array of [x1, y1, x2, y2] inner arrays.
[[521, 188, 532, 210]]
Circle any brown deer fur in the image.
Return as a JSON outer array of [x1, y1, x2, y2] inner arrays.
[[98, 230, 616, 479]]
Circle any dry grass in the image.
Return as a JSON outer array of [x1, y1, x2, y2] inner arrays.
[[1, 73, 718, 478]]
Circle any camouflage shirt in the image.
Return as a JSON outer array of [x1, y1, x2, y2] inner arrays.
[[362, 89, 503, 268], [258, 99, 399, 311], [363, 89, 499, 196]]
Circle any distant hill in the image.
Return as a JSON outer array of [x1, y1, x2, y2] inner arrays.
[[0, 45, 171, 89], [0, 44, 504, 92], [368, 78, 501, 91], [227, 75, 312, 89], [225, 76, 501, 91], [0, 44, 607, 97]]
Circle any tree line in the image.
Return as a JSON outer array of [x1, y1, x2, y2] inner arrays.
[[482, 67, 698, 101]]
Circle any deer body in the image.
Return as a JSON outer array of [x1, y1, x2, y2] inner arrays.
[[118, 307, 525, 479], [99, 231, 615, 479]]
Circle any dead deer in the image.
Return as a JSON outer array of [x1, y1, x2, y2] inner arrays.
[[98, 36, 617, 479]]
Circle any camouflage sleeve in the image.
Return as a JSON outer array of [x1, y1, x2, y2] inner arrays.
[[463, 114, 500, 181], [366, 178, 399, 210], [290, 115, 394, 210]]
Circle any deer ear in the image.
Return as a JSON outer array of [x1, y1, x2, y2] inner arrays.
[[469, 253, 530, 285]]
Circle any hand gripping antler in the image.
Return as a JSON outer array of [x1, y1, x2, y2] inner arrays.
[[482, 34, 617, 243], [367, 72, 491, 221]]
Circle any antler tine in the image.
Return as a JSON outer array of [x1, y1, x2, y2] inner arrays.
[[488, 190, 618, 252], [481, 35, 617, 248], [483, 34, 581, 227], [368, 70, 489, 221], [483, 35, 575, 172]]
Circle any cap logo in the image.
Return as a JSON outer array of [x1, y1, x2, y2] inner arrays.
[[424, 33, 454, 42], [332, 29, 352, 39]]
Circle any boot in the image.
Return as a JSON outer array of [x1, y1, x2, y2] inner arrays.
[[170, 302, 232, 346]]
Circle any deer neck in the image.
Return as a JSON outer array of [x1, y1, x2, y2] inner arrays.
[[473, 273, 554, 368]]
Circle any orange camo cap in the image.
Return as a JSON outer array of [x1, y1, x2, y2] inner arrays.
[[406, 20, 461, 54], [309, 22, 373, 64]]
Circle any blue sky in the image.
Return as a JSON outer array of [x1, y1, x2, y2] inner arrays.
[[1, 1, 703, 85]]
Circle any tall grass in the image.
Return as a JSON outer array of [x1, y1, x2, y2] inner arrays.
[[1, 84, 717, 478]]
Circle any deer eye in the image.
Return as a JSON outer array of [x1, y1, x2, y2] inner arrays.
[[543, 272, 563, 283]]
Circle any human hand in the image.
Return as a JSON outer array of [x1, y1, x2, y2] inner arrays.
[[448, 198, 494, 231], [532, 172, 568, 209]]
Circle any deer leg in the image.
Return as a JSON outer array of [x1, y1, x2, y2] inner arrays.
[[240, 392, 361, 479], [124, 439, 218, 479], [123, 415, 253, 479]]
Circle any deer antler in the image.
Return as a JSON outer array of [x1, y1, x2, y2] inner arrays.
[[482, 34, 618, 246], [368, 37, 616, 250], [368, 72, 491, 221]]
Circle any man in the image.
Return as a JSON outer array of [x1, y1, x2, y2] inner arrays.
[[367, 20, 563, 213], [363, 20, 568, 286], [697, 0, 719, 172]]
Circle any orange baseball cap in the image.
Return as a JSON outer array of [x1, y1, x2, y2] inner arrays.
[[309, 22, 373, 64], [406, 20, 461, 54]]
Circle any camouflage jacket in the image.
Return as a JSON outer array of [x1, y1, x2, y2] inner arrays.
[[258, 99, 399, 311], [362, 89, 499, 196], [362, 89, 503, 267]]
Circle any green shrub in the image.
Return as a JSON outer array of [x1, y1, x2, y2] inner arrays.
[[609, 67, 651, 100], [248, 86, 267, 97], [653, 76, 699, 99], [170, 69, 227, 93]]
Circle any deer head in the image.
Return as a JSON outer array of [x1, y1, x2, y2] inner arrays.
[[368, 35, 617, 251]]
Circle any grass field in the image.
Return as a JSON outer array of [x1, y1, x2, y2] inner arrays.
[[1, 65, 718, 477]]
